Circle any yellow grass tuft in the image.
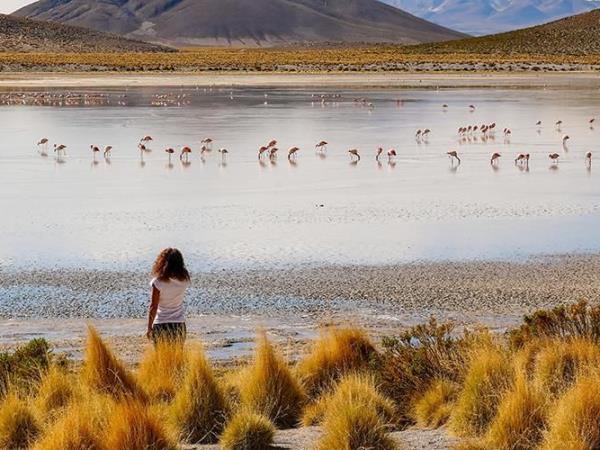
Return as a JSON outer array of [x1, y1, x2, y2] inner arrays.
[[301, 372, 396, 427], [411, 378, 458, 428], [532, 338, 600, 397], [220, 410, 276, 450], [104, 399, 178, 450], [35, 365, 78, 419], [297, 327, 375, 398], [137, 339, 188, 402], [170, 346, 228, 444], [483, 376, 546, 450], [541, 371, 600, 450], [238, 332, 305, 427], [0, 393, 40, 449], [31, 402, 104, 450], [82, 326, 145, 400], [448, 345, 513, 437]]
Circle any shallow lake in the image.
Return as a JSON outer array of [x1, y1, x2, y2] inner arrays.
[[1, 86, 599, 271]]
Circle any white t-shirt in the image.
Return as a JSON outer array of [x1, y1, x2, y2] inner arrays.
[[150, 277, 190, 324]]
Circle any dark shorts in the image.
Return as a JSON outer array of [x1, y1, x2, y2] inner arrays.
[[151, 322, 186, 344]]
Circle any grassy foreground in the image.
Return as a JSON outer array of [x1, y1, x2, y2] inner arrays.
[[0, 46, 599, 73], [2, 300, 600, 449]]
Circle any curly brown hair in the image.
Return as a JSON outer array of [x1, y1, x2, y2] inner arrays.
[[152, 248, 190, 282]]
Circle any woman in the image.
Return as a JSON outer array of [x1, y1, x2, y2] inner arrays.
[[147, 248, 191, 343]]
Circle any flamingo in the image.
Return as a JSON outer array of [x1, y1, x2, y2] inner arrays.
[[590, 118, 595, 126], [200, 145, 209, 156], [315, 141, 328, 151], [423, 129, 431, 137], [269, 147, 279, 159], [37, 138, 49, 153], [387, 149, 397, 161], [165, 148, 175, 164], [53, 144, 67, 158], [503, 128, 512, 137], [549, 153, 560, 163], [586, 151, 592, 166], [562, 135, 570, 146], [515, 153, 527, 164], [140, 136, 153, 145], [536, 120, 542, 126], [491, 153, 501, 164], [90, 145, 100, 162], [376, 147, 383, 161], [267, 140, 277, 148], [416, 129, 422, 139], [180, 146, 192, 163], [288, 147, 299, 160], [103, 146, 113, 158], [555, 120, 563, 130], [201, 138, 213, 149], [469, 104, 476, 111], [138, 143, 147, 162], [447, 150, 460, 164], [258, 146, 269, 159], [348, 149, 360, 161], [218, 148, 229, 161]]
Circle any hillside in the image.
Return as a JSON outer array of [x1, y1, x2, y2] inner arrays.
[[0, 13, 170, 52], [408, 8, 600, 54], [14, 0, 466, 46], [382, 0, 600, 36]]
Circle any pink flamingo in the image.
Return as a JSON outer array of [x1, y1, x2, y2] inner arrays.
[[180, 146, 192, 163], [288, 147, 300, 160], [491, 153, 501, 165]]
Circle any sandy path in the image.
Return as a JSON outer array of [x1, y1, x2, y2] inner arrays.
[[1, 72, 600, 89]]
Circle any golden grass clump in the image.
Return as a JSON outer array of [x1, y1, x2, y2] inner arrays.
[[448, 345, 513, 437], [82, 326, 144, 400], [220, 410, 276, 450], [137, 339, 188, 402], [297, 327, 375, 398], [483, 376, 546, 450], [0, 393, 40, 449], [541, 371, 600, 450], [31, 403, 104, 450], [411, 378, 458, 428], [35, 365, 78, 419], [238, 333, 305, 427], [170, 347, 228, 444], [301, 372, 396, 427], [532, 338, 600, 397], [104, 399, 177, 450]]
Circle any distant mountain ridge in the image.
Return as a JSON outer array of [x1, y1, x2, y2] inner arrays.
[[0, 13, 169, 52], [381, 0, 600, 35], [14, 0, 466, 46]]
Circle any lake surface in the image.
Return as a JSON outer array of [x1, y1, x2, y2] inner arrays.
[[1, 86, 599, 271]]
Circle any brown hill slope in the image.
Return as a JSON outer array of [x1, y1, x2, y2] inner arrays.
[[408, 8, 600, 55], [14, 0, 466, 46], [0, 14, 170, 52]]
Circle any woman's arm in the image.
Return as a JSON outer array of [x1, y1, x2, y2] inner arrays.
[[147, 285, 160, 339]]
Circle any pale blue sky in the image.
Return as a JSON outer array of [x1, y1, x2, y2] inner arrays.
[[1, 0, 34, 13]]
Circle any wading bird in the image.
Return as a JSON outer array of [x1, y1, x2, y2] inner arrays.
[[376, 147, 383, 161], [447, 150, 460, 164], [165, 148, 174, 164], [269, 147, 278, 159], [180, 146, 192, 163], [348, 149, 360, 161], [258, 146, 269, 159], [315, 141, 328, 152], [218, 148, 229, 161], [37, 138, 49, 153], [53, 144, 67, 158], [288, 147, 299, 160], [549, 153, 560, 163], [562, 135, 570, 145], [586, 151, 592, 166], [201, 138, 213, 149], [491, 153, 501, 165], [90, 145, 100, 161], [387, 149, 397, 162], [267, 140, 277, 148], [103, 146, 113, 158]]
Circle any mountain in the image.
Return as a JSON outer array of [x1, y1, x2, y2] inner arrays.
[[409, 8, 600, 54], [14, 0, 466, 46], [381, 0, 600, 35], [0, 13, 170, 52]]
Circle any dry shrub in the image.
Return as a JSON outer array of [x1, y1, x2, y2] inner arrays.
[[483, 376, 546, 450], [510, 300, 600, 348], [532, 338, 600, 397], [137, 339, 188, 402], [170, 346, 228, 444], [35, 365, 78, 419], [541, 371, 600, 450], [448, 344, 513, 437], [0, 393, 40, 449], [377, 319, 475, 425], [0, 339, 51, 396], [316, 382, 397, 450], [220, 410, 275, 450], [411, 378, 459, 428], [82, 326, 144, 400], [301, 372, 395, 427], [31, 402, 104, 450], [104, 399, 177, 450], [297, 327, 376, 398], [239, 333, 305, 428]]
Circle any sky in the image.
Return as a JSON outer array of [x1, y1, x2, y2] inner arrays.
[[1, 0, 34, 13]]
